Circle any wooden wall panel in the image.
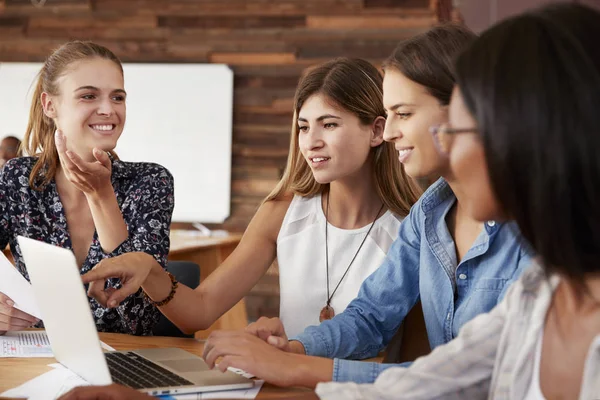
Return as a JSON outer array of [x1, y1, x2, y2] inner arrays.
[[452, 0, 600, 32], [0, 0, 439, 232]]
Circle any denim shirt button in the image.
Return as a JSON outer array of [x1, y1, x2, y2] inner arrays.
[[459, 273, 467, 280], [487, 221, 496, 227]]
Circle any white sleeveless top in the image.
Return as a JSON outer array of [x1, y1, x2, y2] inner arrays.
[[277, 193, 403, 338]]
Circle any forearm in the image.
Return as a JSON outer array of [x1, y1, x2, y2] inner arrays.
[[86, 186, 128, 253], [141, 263, 214, 334], [289, 354, 334, 388], [293, 308, 391, 360]]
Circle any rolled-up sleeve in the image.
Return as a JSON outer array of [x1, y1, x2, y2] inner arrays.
[[333, 359, 408, 384]]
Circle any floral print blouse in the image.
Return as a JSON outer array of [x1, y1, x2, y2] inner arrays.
[[0, 157, 174, 335]]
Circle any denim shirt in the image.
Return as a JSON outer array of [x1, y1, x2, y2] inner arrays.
[[293, 178, 533, 383]]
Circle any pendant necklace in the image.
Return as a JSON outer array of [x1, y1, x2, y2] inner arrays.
[[320, 192, 384, 322]]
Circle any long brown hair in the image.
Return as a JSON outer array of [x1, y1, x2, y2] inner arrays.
[[24, 40, 122, 190], [266, 58, 420, 217]]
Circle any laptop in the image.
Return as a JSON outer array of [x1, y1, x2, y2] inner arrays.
[[17, 236, 254, 396]]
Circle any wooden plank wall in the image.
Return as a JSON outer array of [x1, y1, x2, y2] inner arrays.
[[0, 0, 441, 232]]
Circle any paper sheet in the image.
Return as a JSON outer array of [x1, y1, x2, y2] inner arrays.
[[0, 251, 41, 318], [200, 381, 263, 399], [100, 341, 116, 352], [0, 331, 53, 357], [0, 366, 90, 400], [0, 331, 115, 358]]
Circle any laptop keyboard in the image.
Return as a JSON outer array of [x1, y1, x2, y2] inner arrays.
[[105, 352, 194, 389]]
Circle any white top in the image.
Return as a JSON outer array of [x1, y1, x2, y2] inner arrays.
[[277, 193, 402, 338], [524, 329, 546, 400], [315, 262, 600, 400]]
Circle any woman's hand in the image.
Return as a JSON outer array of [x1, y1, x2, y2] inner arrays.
[[0, 292, 38, 334], [58, 384, 152, 400], [245, 317, 298, 353], [55, 130, 113, 197], [203, 330, 301, 387], [83, 252, 157, 308]]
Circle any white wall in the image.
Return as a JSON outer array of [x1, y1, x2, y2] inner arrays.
[[0, 62, 233, 223]]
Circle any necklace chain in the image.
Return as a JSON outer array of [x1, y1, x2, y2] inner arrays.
[[325, 192, 384, 307]]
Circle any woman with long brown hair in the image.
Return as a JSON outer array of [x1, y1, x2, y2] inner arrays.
[[0, 41, 174, 336]]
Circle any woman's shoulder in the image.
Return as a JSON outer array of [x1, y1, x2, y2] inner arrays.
[[265, 193, 321, 241], [4, 156, 37, 170], [380, 210, 404, 231], [399, 178, 450, 232], [113, 160, 173, 184], [1, 157, 37, 182], [280, 193, 320, 222], [499, 260, 557, 327], [261, 194, 295, 217], [517, 259, 554, 295]]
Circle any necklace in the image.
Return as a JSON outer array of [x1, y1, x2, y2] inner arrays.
[[320, 192, 385, 322]]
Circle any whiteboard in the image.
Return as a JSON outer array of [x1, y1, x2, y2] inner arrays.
[[0, 62, 233, 223]]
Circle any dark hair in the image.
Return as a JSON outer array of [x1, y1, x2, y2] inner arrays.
[[2, 135, 22, 157], [3, 136, 20, 143], [454, 3, 600, 282], [383, 24, 476, 105]]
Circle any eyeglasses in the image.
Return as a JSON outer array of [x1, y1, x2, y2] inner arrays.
[[429, 124, 478, 155]]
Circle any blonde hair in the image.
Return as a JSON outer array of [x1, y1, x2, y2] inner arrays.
[[23, 40, 122, 190], [266, 58, 420, 217]]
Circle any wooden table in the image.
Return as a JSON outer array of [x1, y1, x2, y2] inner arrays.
[[168, 231, 248, 339], [0, 332, 317, 400]]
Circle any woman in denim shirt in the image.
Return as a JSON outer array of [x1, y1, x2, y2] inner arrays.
[[199, 25, 533, 387]]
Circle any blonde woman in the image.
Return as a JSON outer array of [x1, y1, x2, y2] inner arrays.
[[0, 41, 174, 336], [82, 58, 420, 338]]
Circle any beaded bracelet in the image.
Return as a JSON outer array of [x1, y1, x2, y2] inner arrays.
[[144, 271, 178, 307]]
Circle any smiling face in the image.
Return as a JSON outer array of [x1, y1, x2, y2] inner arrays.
[[297, 93, 383, 185], [382, 68, 449, 180], [42, 57, 126, 160]]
